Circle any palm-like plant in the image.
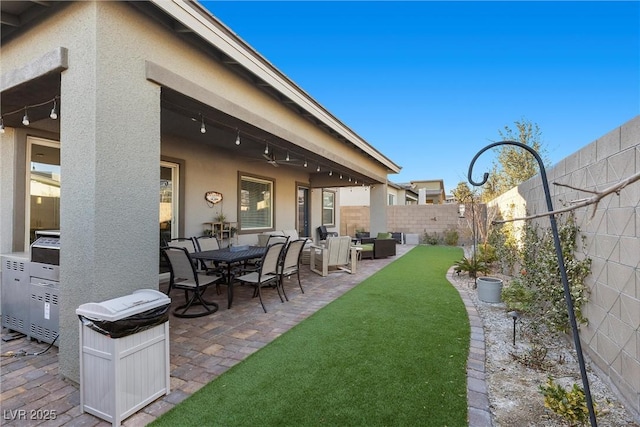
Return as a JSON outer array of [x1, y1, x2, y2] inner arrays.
[[453, 256, 490, 279]]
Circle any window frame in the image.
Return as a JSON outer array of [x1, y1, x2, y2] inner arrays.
[[238, 172, 275, 233], [321, 189, 335, 226]]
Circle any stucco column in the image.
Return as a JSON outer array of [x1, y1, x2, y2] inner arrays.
[[58, 7, 161, 382], [369, 183, 388, 235], [0, 129, 16, 254]]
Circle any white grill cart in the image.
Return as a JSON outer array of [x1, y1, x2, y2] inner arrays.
[[76, 289, 171, 426]]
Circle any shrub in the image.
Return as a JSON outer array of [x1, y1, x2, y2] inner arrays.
[[422, 232, 439, 245], [501, 278, 535, 313], [519, 214, 591, 333], [539, 377, 595, 426], [477, 242, 498, 264], [443, 228, 459, 246], [453, 256, 490, 279]]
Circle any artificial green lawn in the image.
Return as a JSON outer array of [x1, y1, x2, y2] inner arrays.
[[151, 245, 468, 426]]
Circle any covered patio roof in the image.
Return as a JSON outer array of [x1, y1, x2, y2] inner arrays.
[[1, 0, 401, 188]]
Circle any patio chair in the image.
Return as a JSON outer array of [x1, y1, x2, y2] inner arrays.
[[169, 237, 197, 252], [235, 242, 286, 313], [161, 246, 224, 318], [310, 236, 357, 277], [266, 234, 289, 246], [165, 237, 198, 293], [359, 232, 397, 259], [194, 235, 221, 270], [194, 235, 226, 293], [278, 238, 308, 300]]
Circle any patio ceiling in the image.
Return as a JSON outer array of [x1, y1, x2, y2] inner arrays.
[[160, 88, 379, 187]]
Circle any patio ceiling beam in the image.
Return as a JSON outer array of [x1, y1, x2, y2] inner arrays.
[[0, 11, 20, 27]]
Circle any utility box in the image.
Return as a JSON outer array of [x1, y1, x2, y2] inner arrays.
[[1, 253, 30, 337], [76, 289, 171, 426]]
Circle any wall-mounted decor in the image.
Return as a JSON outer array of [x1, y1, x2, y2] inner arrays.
[[205, 191, 223, 206]]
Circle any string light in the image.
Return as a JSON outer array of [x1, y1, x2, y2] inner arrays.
[[49, 99, 58, 120], [161, 98, 367, 185], [0, 96, 60, 128], [0, 95, 367, 187], [22, 108, 30, 126], [200, 114, 206, 133]]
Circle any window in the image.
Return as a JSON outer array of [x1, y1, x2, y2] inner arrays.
[[388, 194, 395, 205], [239, 174, 273, 231], [322, 190, 335, 226], [28, 137, 60, 245]]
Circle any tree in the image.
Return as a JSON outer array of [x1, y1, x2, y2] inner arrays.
[[451, 181, 477, 203], [480, 119, 549, 202]]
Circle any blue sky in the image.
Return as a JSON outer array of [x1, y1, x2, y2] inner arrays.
[[203, 1, 639, 193]]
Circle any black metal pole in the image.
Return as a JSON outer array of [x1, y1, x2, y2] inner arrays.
[[468, 141, 597, 427]]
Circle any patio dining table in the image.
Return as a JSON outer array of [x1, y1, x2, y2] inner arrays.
[[192, 246, 266, 309]]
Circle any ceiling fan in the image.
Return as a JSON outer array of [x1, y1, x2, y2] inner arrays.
[[261, 152, 304, 167], [263, 152, 280, 167]]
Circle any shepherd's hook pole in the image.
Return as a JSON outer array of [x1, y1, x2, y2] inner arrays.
[[468, 141, 597, 427]]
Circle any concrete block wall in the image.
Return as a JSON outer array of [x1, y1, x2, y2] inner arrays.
[[490, 115, 640, 420], [340, 203, 478, 245], [387, 204, 466, 241], [340, 206, 370, 236]]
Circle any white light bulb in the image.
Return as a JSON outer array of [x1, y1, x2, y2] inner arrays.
[[235, 132, 241, 145], [316, 165, 320, 172], [303, 160, 308, 167], [286, 152, 290, 161], [50, 100, 58, 119], [329, 170, 332, 176], [22, 112, 30, 126], [200, 122, 206, 133]]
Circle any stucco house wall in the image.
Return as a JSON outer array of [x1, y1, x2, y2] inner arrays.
[[489, 115, 640, 419]]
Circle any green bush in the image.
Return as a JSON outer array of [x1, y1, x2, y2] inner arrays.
[[453, 256, 490, 278], [422, 232, 439, 245], [501, 278, 535, 313], [443, 228, 459, 246], [478, 243, 498, 264], [519, 214, 591, 333]]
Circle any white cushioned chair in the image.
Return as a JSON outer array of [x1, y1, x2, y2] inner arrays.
[[310, 236, 357, 277]]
